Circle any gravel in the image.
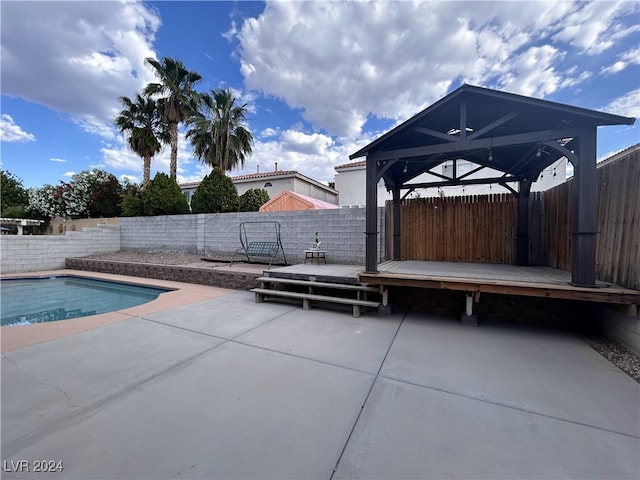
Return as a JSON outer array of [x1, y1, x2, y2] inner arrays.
[[83, 250, 640, 383]]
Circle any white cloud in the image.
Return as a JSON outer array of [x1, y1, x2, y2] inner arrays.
[[62, 171, 76, 179], [281, 130, 333, 156], [601, 46, 640, 76], [261, 128, 279, 138], [1, 0, 160, 139], [551, 1, 637, 54], [227, 128, 379, 185], [101, 130, 198, 182], [0, 114, 35, 142], [602, 89, 640, 119], [50, 158, 68, 163], [236, 1, 638, 138]]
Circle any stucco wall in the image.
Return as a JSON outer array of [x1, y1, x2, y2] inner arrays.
[[0, 224, 121, 274], [120, 207, 385, 265]]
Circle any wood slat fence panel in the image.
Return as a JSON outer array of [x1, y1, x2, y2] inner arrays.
[[393, 194, 517, 264], [388, 147, 639, 290]]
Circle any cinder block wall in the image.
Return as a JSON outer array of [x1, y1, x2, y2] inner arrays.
[[121, 208, 386, 264], [1, 225, 121, 274]]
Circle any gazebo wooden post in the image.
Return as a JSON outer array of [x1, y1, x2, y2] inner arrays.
[[571, 129, 598, 286], [392, 187, 401, 260], [365, 154, 379, 273], [516, 178, 532, 265]]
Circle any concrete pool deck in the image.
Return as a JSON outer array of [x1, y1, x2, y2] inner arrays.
[[0, 269, 233, 352], [1, 276, 639, 479]]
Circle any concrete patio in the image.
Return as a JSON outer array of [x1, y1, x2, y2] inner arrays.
[[2, 282, 639, 479]]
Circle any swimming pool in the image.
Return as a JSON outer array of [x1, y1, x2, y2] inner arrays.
[[1, 276, 172, 326]]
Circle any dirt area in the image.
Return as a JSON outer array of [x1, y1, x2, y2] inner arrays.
[[84, 250, 640, 383]]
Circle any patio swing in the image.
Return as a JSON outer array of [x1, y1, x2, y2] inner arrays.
[[230, 221, 288, 268]]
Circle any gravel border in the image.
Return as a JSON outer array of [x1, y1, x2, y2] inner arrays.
[[83, 251, 640, 383]]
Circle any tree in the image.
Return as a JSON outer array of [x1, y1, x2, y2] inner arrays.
[[59, 170, 123, 218], [186, 88, 253, 172], [115, 94, 168, 187], [87, 171, 123, 217], [26, 170, 123, 219], [144, 57, 202, 180], [238, 188, 269, 212], [121, 182, 143, 217], [139, 172, 189, 216], [1, 170, 29, 217], [27, 184, 62, 220], [190, 167, 238, 214]]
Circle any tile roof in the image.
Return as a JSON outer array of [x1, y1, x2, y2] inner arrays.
[[335, 160, 366, 170], [230, 170, 298, 181]]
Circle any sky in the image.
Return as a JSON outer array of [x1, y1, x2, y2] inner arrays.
[[1, 0, 639, 190]]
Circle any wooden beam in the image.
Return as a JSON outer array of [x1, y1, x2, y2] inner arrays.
[[516, 179, 532, 265], [571, 129, 598, 286], [467, 112, 519, 140], [370, 126, 586, 162], [401, 175, 519, 190], [392, 188, 401, 260], [365, 155, 378, 273], [460, 100, 467, 141], [414, 127, 457, 142], [358, 272, 640, 304]]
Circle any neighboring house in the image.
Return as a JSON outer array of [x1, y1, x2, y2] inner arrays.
[[180, 164, 338, 206], [259, 190, 340, 212], [334, 160, 389, 207], [334, 158, 567, 206]]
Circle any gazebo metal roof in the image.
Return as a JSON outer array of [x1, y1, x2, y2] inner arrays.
[[353, 84, 635, 286]]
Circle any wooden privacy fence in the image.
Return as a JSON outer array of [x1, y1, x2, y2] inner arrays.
[[390, 194, 517, 264], [530, 148, 639, 290], [388, 146, 639, 290]]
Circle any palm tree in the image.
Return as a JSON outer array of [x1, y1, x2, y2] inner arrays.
[[186, 88, 253, 172], [144, 57, 202, 180], [115, 94, 168, 187]]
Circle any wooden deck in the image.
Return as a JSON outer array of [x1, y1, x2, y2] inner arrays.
[[357, 261, 640, 305]]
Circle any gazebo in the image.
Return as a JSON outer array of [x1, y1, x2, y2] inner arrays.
[[350, 84, 635, 287]]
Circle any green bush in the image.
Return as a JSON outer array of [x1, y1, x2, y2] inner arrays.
[[190, 167, 238, 213], [121, 184, 144, 217], [140, 173, 189, 215], [1, 170, 29, 217], [238, 188, 269, 212]]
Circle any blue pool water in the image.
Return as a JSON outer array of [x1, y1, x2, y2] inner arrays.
[[1, 276, 172, 326]]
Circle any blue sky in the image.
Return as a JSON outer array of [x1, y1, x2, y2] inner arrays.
[[1, 0, 638, 189]]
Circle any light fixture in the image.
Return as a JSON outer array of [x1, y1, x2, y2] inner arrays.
[[403, 161, 408, 173], [536, 145, 542, 158], [488, 149, 493, 162]]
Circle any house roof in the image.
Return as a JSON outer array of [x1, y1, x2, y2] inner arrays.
[[259, 190, 339, 212], [349, 83, 636, 190], [230, 170, 298, 181], [596, 143, 640, 169], [180, 169, 338, 195], [335, 160, 366, 171]]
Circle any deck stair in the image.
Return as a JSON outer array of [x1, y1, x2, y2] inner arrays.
[[252, 272, 383, 317]]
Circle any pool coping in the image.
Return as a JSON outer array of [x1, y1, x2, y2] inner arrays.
[[0, 269, 234, 353]]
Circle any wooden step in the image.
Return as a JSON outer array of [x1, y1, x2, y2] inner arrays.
[[255, 276, 378, 292], [251, 288, 380, 318]]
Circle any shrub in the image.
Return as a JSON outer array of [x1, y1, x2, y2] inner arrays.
[[190, 167, 238, 213], [0, 170, 29, 217], [121, 183, 143, 217], [140, 173, 189, 216], [238, 188, 269, 212]]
